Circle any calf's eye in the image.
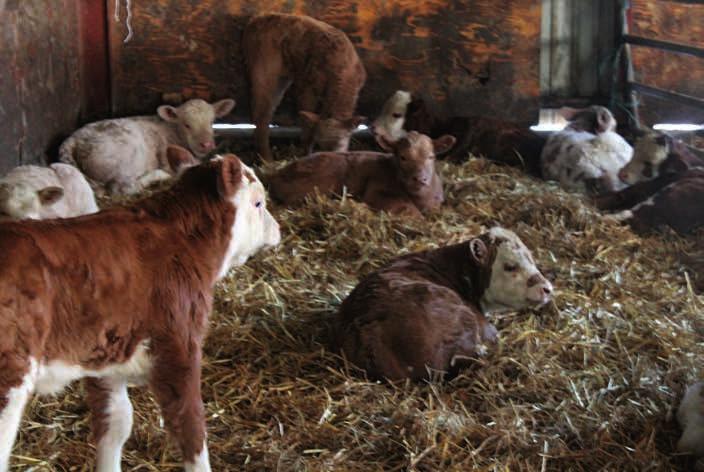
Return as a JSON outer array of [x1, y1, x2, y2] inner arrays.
[[255, 201, 262, 208], [504, 263, 518, 272], [392, 113, 403, 119]]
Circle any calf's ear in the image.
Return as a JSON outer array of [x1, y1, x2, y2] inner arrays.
[[469, 238, 488, 265], [37, 186, 64, 205], [595, 108, 614, 133], [433, 135, 457, 155], [213, 98, 236, 118], [157, 105, 180, 123], [217, 155, 244, 198], [299, 111, 320, 126], [166, 144, 197, 173]]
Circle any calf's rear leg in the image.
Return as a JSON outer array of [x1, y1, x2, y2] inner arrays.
[[0, 362, 36, 472], [85, 378, 133, 472]]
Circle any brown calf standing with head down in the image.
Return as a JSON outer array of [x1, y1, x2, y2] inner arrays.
[[0, 155, 280, 472], [266, 131, 455, 217], [243, 13, 367, 162], [334, 227, 553, 381]]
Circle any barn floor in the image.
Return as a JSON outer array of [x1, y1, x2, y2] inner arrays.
[[13, 147, 704, 471]]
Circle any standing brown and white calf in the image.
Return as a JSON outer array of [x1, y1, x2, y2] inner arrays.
[[0, 155, 280, 472], [334, 227, 553, 381], [266, 131, 455, 217], [242, 13, 366, 162]]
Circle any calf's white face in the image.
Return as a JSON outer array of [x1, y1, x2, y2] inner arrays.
[[677, 381, 704, 458], [158, 98, 236, 158], [218, 157, 281, 279], [372, 90, 412, 142], [478, 227, 553, 312], [0, 183, 63, 221], [618, 130, 670, 185]]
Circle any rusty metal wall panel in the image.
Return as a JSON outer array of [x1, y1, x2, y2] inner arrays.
[[107, 0, 541, 124], [0, 0, 82, 173], [630, 0, 704, 124]]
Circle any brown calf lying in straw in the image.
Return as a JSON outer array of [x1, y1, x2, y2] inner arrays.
[[0, 155, 280, 471], [334, 227, 553, 381], [266, 132, 455, 217], [243, 13, 367, 162]]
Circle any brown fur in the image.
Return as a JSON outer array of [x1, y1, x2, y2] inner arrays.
[[0, 155, 254, 463], [266, 132, 453, 217], [401, 97, 545, 172], [335, 238, 499, 381], [243, 13, 367, 162]]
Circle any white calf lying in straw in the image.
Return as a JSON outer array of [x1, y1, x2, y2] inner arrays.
[[677, 381, 704, 470], [540, 106, 632, 194], [0, 154, 280, 472], [0, 163, 98, 220], [59, 98, 235, 195]]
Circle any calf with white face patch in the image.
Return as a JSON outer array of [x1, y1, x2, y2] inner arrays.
[[371, 90, 412, 142], [540, 106, 633, 194], [0, 163, 98, 221], [334, 227, 552, 381], [0, 155, 279, 472], [59, 98, 235, 195]]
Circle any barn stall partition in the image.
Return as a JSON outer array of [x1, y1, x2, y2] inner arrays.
[[1, 1, 704, 471]]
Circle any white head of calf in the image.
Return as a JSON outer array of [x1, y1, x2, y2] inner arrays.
[[474, 227, 553, 313], [157, 98, 236, 158], [216, 155, 281, 278], [617, 129, 673, 185], [560, 105, 617, 134], [0, 183, 63, 221], [371, 90, 412, 142]]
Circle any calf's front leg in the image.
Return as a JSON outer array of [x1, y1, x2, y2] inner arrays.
[[149, 348, 210, 472]]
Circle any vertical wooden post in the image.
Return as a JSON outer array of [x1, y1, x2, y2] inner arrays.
[[78, 0, 111, 121]]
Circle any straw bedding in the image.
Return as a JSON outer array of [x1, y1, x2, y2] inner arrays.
[[12, 150, 704, 471]]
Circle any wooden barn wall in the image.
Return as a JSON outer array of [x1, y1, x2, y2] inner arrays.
[[0, 0, 83, 173], [107, 0, 542, 125], [630, 1, 704, 125]]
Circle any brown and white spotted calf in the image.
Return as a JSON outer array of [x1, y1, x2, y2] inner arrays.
[[371, 90, 546, 172], [59, 98, 234, 195], [0, 155, 280, 472], [540, 106, 633, 194], [266, 131, 455, 217], [334, 227, 553, 381], [243, 13, 366, 162], [0, 163, 98, 220]]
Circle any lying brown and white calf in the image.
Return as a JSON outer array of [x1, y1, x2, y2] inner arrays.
[[0, 163, 98, 220], [0, 155, 280, 471], [334, 227, 553, 381], [243, 13, 366, 162], [596, 130, 704, 233], [59, 98, 234, 195], [371, 90, 546, 172], [266, 131, 455, 217]]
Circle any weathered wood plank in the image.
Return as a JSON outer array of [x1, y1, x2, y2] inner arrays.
[[629, 1, 704, 124], [108, 0, 541, 124], [0, 0, 82, 173]]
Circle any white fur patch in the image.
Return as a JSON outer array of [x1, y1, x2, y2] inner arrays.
[[184, 442, 211, 472], [217, 163, 280, 279], [677, 382, 704, 458], [95, 382, 133, 472], [373, 90, 412, 142], [0, 359, 38, 471], [35, 340, 152, 396]]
